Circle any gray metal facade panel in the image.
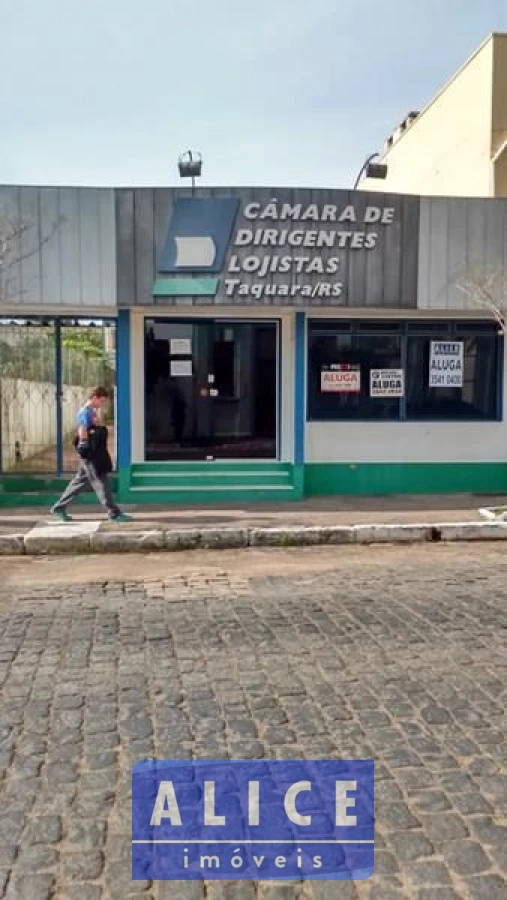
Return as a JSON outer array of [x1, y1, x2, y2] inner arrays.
[[417, 199, 431, 310], [5, 186, 507, 314], [429, 200, 449, 310], [79, 188, 102, 307], [400, 194, 421, 307], [417, 196, 507, 310], [39, 187, 61, 306], [447, 200, 468, 304], [19, 187, 42, 305], [0, 187, 22, 304], [116, 186, 420, 308], [134, 189, 156, 307], [98, 188, 117, 308], [484, 201, 505, 276], [59, 188, 82, 307], [0, 185, 116, 309], [115, 189, 136, 309]]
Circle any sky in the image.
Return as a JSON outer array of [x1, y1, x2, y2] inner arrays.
[[1, 0, 507, 189]]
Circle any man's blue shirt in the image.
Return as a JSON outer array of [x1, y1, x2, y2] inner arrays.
[[76, 406, 94, 431]]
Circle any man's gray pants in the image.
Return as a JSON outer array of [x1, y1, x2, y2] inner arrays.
[[52, 462, 120, 517]]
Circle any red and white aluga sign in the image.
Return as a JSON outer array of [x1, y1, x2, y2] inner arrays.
[[321, 365, 361, 393]]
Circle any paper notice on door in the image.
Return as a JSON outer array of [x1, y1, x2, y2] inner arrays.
[[170, 359, 192, 377], [170, 338, 192, 355]]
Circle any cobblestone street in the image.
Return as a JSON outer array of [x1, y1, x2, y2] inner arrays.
[[0, 544, 505, 899]]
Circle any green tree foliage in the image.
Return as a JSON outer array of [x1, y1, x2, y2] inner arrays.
[[0, 325, 115, 387]]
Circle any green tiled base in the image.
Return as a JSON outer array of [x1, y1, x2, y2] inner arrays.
[[0, 475, 118, 508], [1, 463, 506, 506], [304, 462, 507, 496]]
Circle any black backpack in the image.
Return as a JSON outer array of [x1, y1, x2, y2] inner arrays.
[[73, 426, 112, 475]]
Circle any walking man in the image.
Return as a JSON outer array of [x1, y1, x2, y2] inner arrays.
[[51, 385, 132, 523]]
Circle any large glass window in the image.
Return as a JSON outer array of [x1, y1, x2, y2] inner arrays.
[[307, 320, 502, 422], [308, 325, 402, 420], [0, 317, 116, 473], [406, 332, 499, 420]]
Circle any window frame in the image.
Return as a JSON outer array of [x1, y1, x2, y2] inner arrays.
[[306, 319, 503, 423]]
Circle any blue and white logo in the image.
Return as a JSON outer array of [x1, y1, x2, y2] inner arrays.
[[132, 759, 374, 881], [159, 197, 240, 274]]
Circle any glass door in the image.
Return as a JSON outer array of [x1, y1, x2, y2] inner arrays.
[[144, 319, 277, 460]]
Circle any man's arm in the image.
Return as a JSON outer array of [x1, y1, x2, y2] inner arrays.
[[76, 409, 92, 459]]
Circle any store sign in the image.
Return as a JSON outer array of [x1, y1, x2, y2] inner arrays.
[[429, 341, 463, 388], [158, 198, 396, 301], [160, 198, 240, 274], [370, 369, 404, 397], [132, 759, 375, 881], [321, 364, 361, 393]]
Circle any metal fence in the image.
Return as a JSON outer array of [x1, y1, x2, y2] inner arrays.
[[0, 317, 116, 474]]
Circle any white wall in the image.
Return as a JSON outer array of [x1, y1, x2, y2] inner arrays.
[[1, 378, 86, 469], [306, 420, 507, 463], [358, 37, 493, 197]]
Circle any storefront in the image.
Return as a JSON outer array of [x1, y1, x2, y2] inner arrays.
[[0, 184, 506, 504]]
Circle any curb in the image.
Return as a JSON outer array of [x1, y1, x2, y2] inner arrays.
[[1, 520, 507, 556]]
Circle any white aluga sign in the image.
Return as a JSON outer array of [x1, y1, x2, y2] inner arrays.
[[370, 369, 404, 397], [429, 341, 463, 388]]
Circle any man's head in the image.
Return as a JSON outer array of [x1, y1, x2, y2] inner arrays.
[[88, 386, 109, 410]]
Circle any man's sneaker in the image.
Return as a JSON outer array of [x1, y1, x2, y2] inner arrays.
[[51, 509, 73, 522], [110, 512, 133, 523]]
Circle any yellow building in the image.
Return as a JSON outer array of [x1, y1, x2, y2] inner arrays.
[[359, 33, 507, 198]]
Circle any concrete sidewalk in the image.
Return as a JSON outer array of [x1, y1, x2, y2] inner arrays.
[[0, 492, 504, 534], [1, 493, 507, 555]]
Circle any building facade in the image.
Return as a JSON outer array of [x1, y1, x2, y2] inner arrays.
[[359, 33, 507, 198], [0, 184, 506, 504]]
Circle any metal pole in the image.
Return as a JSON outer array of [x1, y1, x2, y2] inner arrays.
[[0, 376, 3, 475], [55, 319, 64, 476]]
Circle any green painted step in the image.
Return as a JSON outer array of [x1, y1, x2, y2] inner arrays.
[[131, 462, 291, 474], [127, 461, 300, 504], [123, 487, 299, 505], [131, 472, 292, 488]]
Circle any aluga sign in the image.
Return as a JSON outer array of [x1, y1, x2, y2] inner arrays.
[[429, 341, 464, 388], [132, 759, 375, 881]]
